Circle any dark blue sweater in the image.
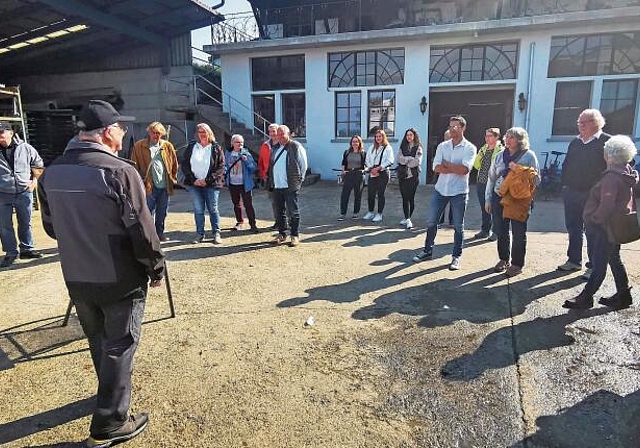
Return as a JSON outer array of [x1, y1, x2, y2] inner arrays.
[[561, 133, 609, 192]]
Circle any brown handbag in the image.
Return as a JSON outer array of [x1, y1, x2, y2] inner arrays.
[[607, 205, 640, 245]]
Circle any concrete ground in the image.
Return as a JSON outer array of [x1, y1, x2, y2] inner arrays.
[[0, 181, 639, 447]]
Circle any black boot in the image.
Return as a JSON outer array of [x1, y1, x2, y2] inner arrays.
[[599, 287, 633, 309], [563, 291, 594, 309]]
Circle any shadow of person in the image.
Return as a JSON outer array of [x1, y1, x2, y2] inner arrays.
[[0, 316, 85, 371], [512, 389, 640, 448], [22, 443, 83, 448], [351, 267, 585, 328], [0, 396, 94, 445], [440, 307, 611, 381], [276, 249, 442, 309]]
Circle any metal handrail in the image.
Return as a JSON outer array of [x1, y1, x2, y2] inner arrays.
[[194, 75, 269, 139]]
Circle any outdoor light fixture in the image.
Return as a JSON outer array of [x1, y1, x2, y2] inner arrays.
[[518, 92, 527, 112], [419, 96, 428, 115]]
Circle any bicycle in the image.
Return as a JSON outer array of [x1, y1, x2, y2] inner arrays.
[[539, 150, 565, 200]]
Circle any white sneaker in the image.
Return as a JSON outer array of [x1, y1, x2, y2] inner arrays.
[[372, 213, 383, 222], [405, 218, 413, 229], [363, 211, 375, 220], [449, 256, 461, 270], [399, 218, 407, 226]]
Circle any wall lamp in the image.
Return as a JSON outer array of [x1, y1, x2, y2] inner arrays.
[[517, 92, 527, 112], [419, 96, 428, 115]]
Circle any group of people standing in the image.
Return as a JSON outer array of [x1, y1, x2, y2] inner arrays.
[[339, 111, 637, 306], [130, 121, 307, 248]]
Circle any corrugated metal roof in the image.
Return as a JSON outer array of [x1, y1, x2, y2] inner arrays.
[[0, 0, 223, 76]]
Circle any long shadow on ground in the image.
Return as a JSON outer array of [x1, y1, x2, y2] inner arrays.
[[440, 308, 612, 381], [351, 268, 583, 328], [511, 389, 640, 448], [0, 396, 94, 445]]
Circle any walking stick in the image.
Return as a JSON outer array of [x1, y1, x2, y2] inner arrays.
[[62, 260, 175, 326], [164, 259, 175, 318]]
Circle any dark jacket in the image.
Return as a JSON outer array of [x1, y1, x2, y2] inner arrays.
[[561, 133, 610, 191], [181, 141, 225, 189], [38, 141, 165, 302], [583, 165, 639, 227], [266, 139, 307, 192]]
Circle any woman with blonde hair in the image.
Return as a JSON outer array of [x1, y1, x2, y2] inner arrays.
[[363, 129, 394, 222], [180, 123, 225, 244], [338, 135, 366, 220]]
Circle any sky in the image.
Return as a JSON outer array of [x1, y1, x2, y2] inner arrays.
[[191, 0, 253, 58]]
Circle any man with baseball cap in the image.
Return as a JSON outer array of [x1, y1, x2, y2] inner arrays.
[[38, 100, 164, 448], [0, 121, 44, 268]]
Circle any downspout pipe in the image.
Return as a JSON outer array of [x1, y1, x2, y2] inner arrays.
[[525, 42, 535, 130], [209, 0, 225, 9]]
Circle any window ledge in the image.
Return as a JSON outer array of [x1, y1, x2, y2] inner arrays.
[[546, 136, 574, 142], [331, 138, 399, 144], [547, 136, 640, 143]]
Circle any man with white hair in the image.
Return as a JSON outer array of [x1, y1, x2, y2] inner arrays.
[[558, 109, 609, 279], [266, 125, 307, 247], [258, 123, 282, 229], [38, 100, 164, 447]]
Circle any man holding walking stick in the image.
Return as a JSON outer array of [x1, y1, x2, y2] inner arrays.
[[38, 100, 165, 448]]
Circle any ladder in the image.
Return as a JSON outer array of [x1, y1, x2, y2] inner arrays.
[[0, 84, 28, 142]]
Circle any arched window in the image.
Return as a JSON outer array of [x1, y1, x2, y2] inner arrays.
[[549, 32, 640, 77], [328, 49, 404, 87], [430, 43, 518, 83]]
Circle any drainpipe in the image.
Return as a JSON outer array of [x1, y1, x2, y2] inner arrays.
[[525, 42, 535, 130], [209, 0, 225, 9]]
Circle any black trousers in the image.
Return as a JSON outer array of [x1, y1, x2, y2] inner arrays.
[[399, 175, 419, 219], [340, 170, 364, 215], [72, 284, 147, 436], [367, 171, 390, 213]]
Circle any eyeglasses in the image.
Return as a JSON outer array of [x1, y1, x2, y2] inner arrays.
[[110, 123, 128, 133], [449, 124, 461, 129], [577, 119, 594, 125]]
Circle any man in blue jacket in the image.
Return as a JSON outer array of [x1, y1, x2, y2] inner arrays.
[[0, 121, 44, 268]]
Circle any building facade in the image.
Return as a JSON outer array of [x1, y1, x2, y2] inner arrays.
[[209, 1, 640, 182]]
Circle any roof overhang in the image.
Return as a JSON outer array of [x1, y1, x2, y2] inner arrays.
[[0, 0, 223, 66]]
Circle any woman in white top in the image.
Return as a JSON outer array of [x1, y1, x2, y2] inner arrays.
[[363, 129, 394, 222], [180, 123, 225, 244]]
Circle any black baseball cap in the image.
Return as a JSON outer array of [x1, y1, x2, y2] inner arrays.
[[77, 100, 135, 131], [0, 121, 13, 132]]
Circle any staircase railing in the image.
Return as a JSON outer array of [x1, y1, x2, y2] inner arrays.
[[194, 75, 269, 139]]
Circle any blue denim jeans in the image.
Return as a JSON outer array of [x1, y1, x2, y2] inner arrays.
[[476, 183, 493, 234], [582, 222, 629, 297], [491, 192, 528, 267], [562, 187, 593, 267], [273, 188, 301, 237], [146, 186, 169, 238], [0, 190, 35, 256], [423, 191, 468, 257], [187, 185, 220, 235]]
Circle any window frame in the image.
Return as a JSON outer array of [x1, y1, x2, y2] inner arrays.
[[335, 90, 362, 138], [328, 48, 405, 88], [251, 54, 306, 91], [552, 80, 593, 136], [367, 89, 396, 137], [600, 78, 639, 135]]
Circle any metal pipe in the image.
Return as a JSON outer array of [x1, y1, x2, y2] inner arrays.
[[525, 42, 535, 130]]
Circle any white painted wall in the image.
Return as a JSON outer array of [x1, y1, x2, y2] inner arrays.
[[219, 21, 640, 181]]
